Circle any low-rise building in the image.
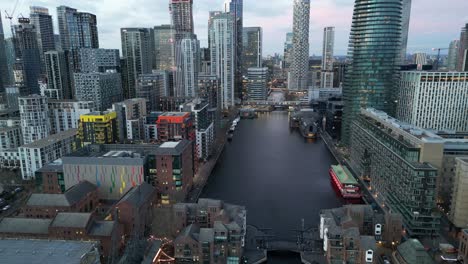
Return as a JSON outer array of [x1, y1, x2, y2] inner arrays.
[[320, 205, 403, 264], [34, 159, 65, 194], [392, 239, 435, 264], [19, 129, 78, 180], [23, 181, 98, 218], [173, 199, 247, 264]]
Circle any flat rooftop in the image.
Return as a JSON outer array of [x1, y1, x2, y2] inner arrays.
[[160, 112, 189, 117], [331, 165, 358, 185], [20, 129, 77, 149], [0, 239, 100, 264]]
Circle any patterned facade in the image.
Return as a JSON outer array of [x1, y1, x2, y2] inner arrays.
[[288, 0, 310, 91]]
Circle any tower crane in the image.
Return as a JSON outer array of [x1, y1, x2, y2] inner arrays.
[[432, 47, 449, 70]]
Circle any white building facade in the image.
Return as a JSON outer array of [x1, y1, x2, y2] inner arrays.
[[19, 95, 51, 145], [321, 26, 334, 89], [397, 71, 468, 132], [48, 100, 95, 134]]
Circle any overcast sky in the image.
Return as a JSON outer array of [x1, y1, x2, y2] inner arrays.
[[3, 0, 468, 56]]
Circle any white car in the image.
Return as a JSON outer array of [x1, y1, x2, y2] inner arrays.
[[2, 205, 11, 211]]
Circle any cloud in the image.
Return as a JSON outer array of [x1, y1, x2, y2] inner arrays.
[[3, 0, 468, 56]]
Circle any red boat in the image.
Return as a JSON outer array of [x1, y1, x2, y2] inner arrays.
[[329, 165, 362, 199]]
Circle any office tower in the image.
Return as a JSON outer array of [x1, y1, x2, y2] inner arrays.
[[0, 11, 8, 90], [13, 18, 42, 95], [400, 0, 412, 63], [77, 48, 120, 73], [170, 0, 194, 35], [4, 38, 15, 86], [77, 111, 118, 145], [209, 13, 235, 109], [247, 67, 268, 101], [137, 71, 171, 111], [288, 0, 310, 91], [342, 0, 402, 144], [54, 34, 61, 50], [30, 7, 55, 70], [112, 98, 147, 142], [333, 62, 347, 88], [199, 47, 211, 74], [457, 24, 468, 72], [447, 40, 460, 71], [48, 100, 95, 134], [74, 71, 123, 111], [44, 50, 71, 99], [283, 32, 293, 69], [154, 25, 175, 70], [121, 28, 153, 99], [174, 34, 199, 97], [19, 95, 51, 144], [242, 27, 262, 75], [413, 52, 427, 69], [225, 0, 243, 99], [397, 71, 468, 132], [349, 108, 440, 236], [57, 6, 99, 51], [321, 27, 335, 88]]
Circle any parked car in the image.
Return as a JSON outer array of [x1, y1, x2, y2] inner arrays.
[[14, 187, 23, 193], [2, 205, 11, 211]]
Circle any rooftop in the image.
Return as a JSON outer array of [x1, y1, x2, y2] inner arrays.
[[37, 159, 63, 173], [89, 221, 116, 237], [160, 112, 189, 117], [397, 239, 435, 264], [50, 212, 92, 229], [117, 182, 155, 208], [331, 165, 358, 185], [0, 239, 100, 264], [155, 140, 191, 155], [0, 218, 51, 235], [26, 181, 97, 207], [20, 129, 77, 149]]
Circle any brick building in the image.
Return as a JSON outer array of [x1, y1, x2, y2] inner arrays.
[[23, 181, 98, 218], [35, 159, 65, 194]]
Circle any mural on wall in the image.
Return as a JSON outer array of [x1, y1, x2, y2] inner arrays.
[[64, 164, 144, 199]]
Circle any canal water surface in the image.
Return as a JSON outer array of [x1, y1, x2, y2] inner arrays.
[[201, 111, 343, 263]]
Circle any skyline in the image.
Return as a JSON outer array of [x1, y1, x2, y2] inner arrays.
[[2, 0, 468, 56]]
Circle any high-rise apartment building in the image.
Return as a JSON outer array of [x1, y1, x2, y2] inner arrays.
[[74, 71, 123, 111], [400, 0, 412, 63], [121, 28, 153, 99], [447, 40, 460, 71], [247, 67, 268, 101], [137, 71, 171, 111], [78, 111, 118, 145], [170, 0, 194, 35], [3, 37, 15, 86], [184, 100, 214, 161], [199, 47, 211, 75], [44, 50, 71, 99], [288, 0, 310, 91], [112, 98, 147, 142], [198, 74, 221, 131], [342, 0, 402, 144], [30, 6, 55, 72], [0, 12, 9, 90], [397, 71, 468, 132], [242, 27, 262, 76], [19, 95, 51, 144], [321, 27, 335, 88], [48, 100, 95, 134], [457, 24, 468, 72], [349, 108, 440, 236], [174, 34, 199, 97], [13, 18, 42, 95], [77, 48, 120, 73], [283, 32, 293, 70], [225, 0, 243, 99], [154, 25, 175, 71], [449, 158, 468, 229], [209, 12, 235, 109]]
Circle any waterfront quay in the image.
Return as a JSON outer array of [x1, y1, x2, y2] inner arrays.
[[201, 111, 344, 263]]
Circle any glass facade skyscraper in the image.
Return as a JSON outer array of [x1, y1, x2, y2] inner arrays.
[[242, 27, 262, 76], [288, 0, 310, 91], [342, 0, 402, 144]]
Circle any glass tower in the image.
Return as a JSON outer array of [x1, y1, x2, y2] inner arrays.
[[342, 0, 403, 144]]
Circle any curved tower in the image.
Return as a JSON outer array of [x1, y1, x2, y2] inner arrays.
[[288, 0, 310, 91], [342, 0, 402, 144]]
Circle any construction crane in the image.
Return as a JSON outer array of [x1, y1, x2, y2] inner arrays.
[[432, 47, 449, 70], [4, 0, 22, 37]]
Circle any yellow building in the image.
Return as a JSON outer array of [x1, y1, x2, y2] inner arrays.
[[78, 111, 118, 145]]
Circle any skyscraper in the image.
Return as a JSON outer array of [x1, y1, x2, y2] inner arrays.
[[77, 48, 120, 73], [321, 26, 335, 88], [170, 0, 194, 35], [57, 6, 99, 51], [74, 71, 123, 111], [413, 52, 427, 69], [283, 32, 293, 69], [121, 28, 153, 99], [400, 0, 412, 63], [225, 0, 243, 99], [30, 6, 55, 71], [154, 25, 175, 70], [247, 67, 268, 101], [174, 34, 199, 97], [447, 40, 460, 71], [13, 18, 42, 95], [242, 27, 262, 76], [209, 12, 235, 109], [342, 0, 402, 144], [457, 24, 468, 72], [289, 0, 310, 91], [44, 50, 71, 99], [0, 11, 8, 90]]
